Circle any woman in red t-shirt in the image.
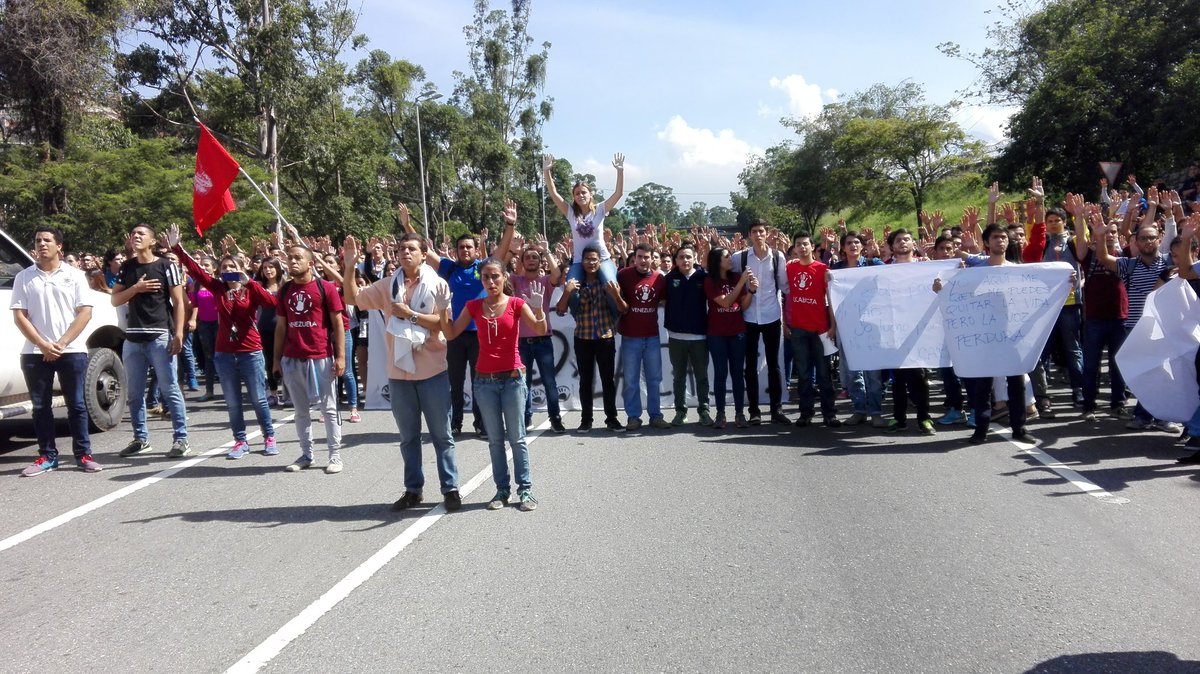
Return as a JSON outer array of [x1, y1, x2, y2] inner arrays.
[[166, 224, 278, 459], [704, 247, 757, 429], [442, 257, 547, 512]]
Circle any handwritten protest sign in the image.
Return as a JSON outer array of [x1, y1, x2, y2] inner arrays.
[[829, 260, 959, 370], [1114, 278, 1200, 422], [938, 262, 1073, 377]]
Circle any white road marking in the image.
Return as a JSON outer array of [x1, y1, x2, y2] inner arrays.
[[0, 414, 297, 553], [1001, 429, 1131, 505], [225, 420, 552, 674]]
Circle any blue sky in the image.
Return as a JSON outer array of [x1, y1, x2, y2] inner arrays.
[[359, 0, 1016, 208]]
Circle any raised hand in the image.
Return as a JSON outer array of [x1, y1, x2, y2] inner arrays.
[[964, 206, 980, 230], [165, 223, 182, 248], [612, 153, 625, 170], [988, 181, 1002, 204], [1001, 202, 1017, 224], [1146, 185, 1160, 207], [1028, 176, 1045, 202], [528, 281, 545, 308], [397, 203, 411, 230], [542, 154, 555, 172], [931, 210, 945, 229], [1127, 174, 1138, 187], [919, 210, 931, 226], [343, 235, 360, 266], [1064, 193, 1085, 217]]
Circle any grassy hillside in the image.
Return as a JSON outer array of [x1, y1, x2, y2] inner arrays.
[[816, 172, 990, 235]]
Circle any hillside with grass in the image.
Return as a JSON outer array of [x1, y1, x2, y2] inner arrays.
[[816, 172, 989, 236]]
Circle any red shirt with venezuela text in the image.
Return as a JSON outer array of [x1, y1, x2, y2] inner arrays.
[[785, 259, 829, 333], [617, 266, 666, 338], [704, 274, 748, 337], [278, 279, 344, 359]]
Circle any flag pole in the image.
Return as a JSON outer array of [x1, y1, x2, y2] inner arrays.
[[237, 165, 291, 236]]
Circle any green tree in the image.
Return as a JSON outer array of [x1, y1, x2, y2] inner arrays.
[[624, 182, 680, 226], [706, 205, 736, 226], [452, 0, 552, 230], [940, 0, 1200, 191]]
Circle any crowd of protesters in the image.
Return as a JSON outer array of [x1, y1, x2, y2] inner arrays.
[[13, 154, 1200, 513]]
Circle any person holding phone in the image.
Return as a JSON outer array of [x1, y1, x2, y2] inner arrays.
[[166, 224, 278, 458]]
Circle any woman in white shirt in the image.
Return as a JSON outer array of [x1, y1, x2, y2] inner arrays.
[[543, 152, 625, 285]]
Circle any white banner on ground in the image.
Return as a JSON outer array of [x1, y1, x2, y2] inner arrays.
[[361, 287, 788, 412], [939, 262, 1073, 377], [1115, 278, 1200, 422], [829, 260, 960, 371]]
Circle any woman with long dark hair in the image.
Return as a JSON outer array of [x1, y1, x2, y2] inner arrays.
[[442, 256, 547, 512], [704, 247, 756, 429]]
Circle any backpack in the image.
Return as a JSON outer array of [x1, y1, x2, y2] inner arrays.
[[739, 248, 782, 293]]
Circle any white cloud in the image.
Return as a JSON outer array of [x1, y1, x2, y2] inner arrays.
[[757, 103, 784, 119], [824, 88, 840, 101], [768, 74, 828, 118], [655, 115, 762, 168], [954, 105, 1019, 144]]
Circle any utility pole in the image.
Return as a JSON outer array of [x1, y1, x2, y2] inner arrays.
[[261, 0, 281, 239]]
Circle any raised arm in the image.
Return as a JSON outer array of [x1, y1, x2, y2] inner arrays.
[[1089, 211, 1119, 273], [542, 154, 569, 217], [987, 181, 1001, 226], [494, 199, 518, 262], [602, 153, 625, 212]]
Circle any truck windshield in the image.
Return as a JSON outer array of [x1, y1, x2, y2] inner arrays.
[[0, 234, 32, 290]]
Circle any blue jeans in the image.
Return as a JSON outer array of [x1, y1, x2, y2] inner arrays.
[[791, 328, 835, 419], [1081, 319, 1128, 411], [197, 320, 218, 395], [21, 353, 90, 462], [123, 334, 188, 441], [1045, 304, 1084, 392], [340, 328, 357, 409], [179, 332, 198, 387], [621, 335, 663, 420], [214, 350, 274, 442], [474, 375, 532, 492], [840, 356, 883, 416], [707, 332, 746, 415], [519, 336, 561, 424], [938, 367, 964, 410], [567, 259, 617, 285], [389, 371, 458, 495]]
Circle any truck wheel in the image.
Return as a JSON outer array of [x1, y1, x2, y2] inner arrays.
[[85, 347, 126, 432]]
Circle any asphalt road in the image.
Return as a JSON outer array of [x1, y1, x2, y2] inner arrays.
[[2, 382, 1200, 674]]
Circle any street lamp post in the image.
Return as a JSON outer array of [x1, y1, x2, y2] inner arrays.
[[414, 90, 443, 237]]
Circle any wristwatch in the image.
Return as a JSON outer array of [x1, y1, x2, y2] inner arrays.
[[408, 312, 420, 324]]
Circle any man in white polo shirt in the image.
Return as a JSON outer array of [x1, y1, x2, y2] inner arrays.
[[11, 227, 100, 476], [732, 219, 790, 425]]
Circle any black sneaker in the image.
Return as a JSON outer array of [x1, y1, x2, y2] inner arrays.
[[550, 417, 566, 433], [451, 425, 462, 436], [475, 425, 488, 440], [770, 411, 791, 425], [966, 434, 988, 445], [748, 413, 762, 426], [392, 491, 423, 511], [578, 421, 592, 433], [444, 490, 462, 512], [794, 416, 811, 428], [823, 416, 842, 428], [605, 419, 626, 433], [1177, 448, 1200, 464]]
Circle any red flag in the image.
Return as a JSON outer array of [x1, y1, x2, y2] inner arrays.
[[193, 123, 240, 236]]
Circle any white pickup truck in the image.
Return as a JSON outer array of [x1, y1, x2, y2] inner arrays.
[[0, 227, 128, 431]]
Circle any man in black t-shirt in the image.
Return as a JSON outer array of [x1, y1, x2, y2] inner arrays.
[[111, 223, 190, 458]]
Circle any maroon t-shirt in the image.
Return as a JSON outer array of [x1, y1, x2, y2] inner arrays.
[[1080, 251, 1128, 321], [617, 267, 666, 338], [704, 274, 748, 337], [277, 279, 344, 359]]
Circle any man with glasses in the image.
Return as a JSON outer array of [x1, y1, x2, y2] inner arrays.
[[1091, 215, 1183, 434]]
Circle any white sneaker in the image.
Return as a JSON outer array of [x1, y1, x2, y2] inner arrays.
[[325, 454, 343, 474]]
